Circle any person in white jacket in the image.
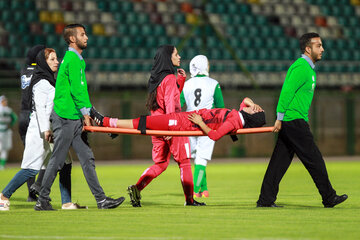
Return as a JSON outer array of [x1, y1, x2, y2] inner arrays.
[[180, 55, 225, 198], [0, 48, 84, 211]]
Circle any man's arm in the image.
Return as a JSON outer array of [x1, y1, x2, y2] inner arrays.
[[188, 113, 234, 141], [213, 83, 225, 108]]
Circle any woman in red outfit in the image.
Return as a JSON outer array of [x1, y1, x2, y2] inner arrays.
[[129, 45, 204, 207], [96, 97, 265, 141]]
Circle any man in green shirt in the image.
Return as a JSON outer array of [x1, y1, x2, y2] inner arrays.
[[256, 33, 347, 208], [35, 24, 125, 210]]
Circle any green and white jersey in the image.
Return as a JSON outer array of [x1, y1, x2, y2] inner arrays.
[[0, 105, 17, 132], [180, 75, 224, 111]]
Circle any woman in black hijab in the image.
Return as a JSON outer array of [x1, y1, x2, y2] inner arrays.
[[1, 49, 85, 210], [0, 48, 59, 210], [128, 45, 205, 207]]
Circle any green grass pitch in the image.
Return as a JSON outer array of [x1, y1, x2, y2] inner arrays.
[[0, 160, 359, 240]]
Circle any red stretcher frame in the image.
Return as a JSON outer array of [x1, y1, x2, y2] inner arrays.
[[84, 126, 274, 137]]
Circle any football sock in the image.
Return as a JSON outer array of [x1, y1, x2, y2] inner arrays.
[[103, 117, 110, 127], [194, 164, 206, 193], [200, 168, 208, 191], [0, 158, 6, 167], [179, 160, 194, 203]]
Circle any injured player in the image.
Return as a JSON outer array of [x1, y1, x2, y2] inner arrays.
[[90, 97, 266, 141]]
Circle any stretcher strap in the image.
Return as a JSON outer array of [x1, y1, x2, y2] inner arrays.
[[137, 115, 147, 134], [84, 126, 274, 137]]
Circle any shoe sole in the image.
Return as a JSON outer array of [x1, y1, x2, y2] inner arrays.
[[127, 185, 141, 207]]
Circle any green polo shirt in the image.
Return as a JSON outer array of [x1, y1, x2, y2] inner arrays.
[[54, 48, 92, 120], [277, 55, 316, 122]]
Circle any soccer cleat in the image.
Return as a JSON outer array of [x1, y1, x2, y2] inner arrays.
[[194, 192, 202, 198], [34, 199, 56, 211], [0, 193, 10, 211], [324, 194, 348, 208], [202, 190, 209, 198], [97, 196, 125, 209], [62, 202, 88, 210], [90, 107, 104, 126], [185, 199, 206, 206], [127, 185, 141, 207]]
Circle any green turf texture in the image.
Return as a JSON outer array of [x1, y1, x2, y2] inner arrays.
[[0, 160, 359, 240]]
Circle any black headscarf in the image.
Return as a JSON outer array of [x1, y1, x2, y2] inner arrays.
[[241, 111, 266, 128], [30, 49, 56, 88], [25, 45, 46, 65], [148, 45, 175, 93]]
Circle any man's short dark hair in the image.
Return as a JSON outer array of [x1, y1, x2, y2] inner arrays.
[[299, 32, 320, 53], [63, 23, 86, 45]]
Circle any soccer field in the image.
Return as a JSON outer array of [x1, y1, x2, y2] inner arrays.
[[0, 160, 359, 240]]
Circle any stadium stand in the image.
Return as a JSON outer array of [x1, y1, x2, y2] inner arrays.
[[0, 0, 359, 88]]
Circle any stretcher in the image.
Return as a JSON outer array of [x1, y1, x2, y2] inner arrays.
[[84, 126, 274, 137]]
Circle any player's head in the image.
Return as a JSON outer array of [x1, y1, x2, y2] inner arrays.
[[0, 95, 8, 106], [300, 32, 324, 63], [63, 23, 88, 50], [240, 110, 266, 128], [190, 55, 209, 77], [26, 45, 46, 65]]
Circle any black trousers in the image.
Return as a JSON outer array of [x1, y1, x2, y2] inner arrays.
[[257, 119, 336, 206]]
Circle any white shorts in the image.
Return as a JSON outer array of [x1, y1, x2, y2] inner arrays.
[[189, 136, 215, 161]]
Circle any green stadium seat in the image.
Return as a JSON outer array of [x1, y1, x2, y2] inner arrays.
[[112, 48, 124, 59], [128, 25, 141, 36], [100, 48, 112, 59], [10, 0, 22, 10], [86, 48, 101, 58], [109, 37, 120, 47], [117, 25, 128, 35], [173, 14, 185, 24], [96, 36, 109, 47], [42, 23, 55, 34], [113, 12, 123, 22], [144, 36, 157, 48], [120, 1, 133, 12], [125, 48, 136, 59], [0, 0, 10, 10], [97, 1, 109, 11], [0, 46, 8, 58], [26, 11, 38, 22], [1, 10, 12, 22]]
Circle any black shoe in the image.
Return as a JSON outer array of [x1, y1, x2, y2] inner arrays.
[[256, 203, 283, 208], [185, 199, 206, 206], [90, 107, 104, 126], [324, 194, 348, 208], [34, 199, 56, 211], [97, 196, 125, 209], [127, 185, 141, 207]]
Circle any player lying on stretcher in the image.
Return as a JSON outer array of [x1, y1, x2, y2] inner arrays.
[[90, 97, 265, 141]]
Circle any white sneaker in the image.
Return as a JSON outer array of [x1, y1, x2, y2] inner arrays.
[[61, 202, 88, 210], [0, 193, 10, 211]]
